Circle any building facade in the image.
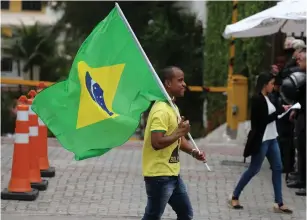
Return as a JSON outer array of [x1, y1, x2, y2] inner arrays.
[[1, 0, 61, 82]]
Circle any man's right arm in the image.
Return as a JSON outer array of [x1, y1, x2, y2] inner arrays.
[[151, 131, 181, 150], [149, 111, 189, 150]]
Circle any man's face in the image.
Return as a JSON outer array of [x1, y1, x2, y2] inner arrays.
[[294, 49, 304, 64], [276, 56, 286, 70], [297, 52, 306, 71], [166, 68, 186, 97], [293, 49, 300, 59]]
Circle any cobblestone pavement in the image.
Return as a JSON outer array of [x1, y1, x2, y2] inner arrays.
[[1, 214, 136, 220], [1, 137, 306, 220]]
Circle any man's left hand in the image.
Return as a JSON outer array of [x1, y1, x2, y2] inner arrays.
[[192, 150, 206, 162]]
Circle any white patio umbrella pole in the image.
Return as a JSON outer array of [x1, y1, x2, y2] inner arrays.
[[115, 2, 212, 171]]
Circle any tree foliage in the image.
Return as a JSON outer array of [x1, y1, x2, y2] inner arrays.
[[140, 3, 204, 131], [52, 1, 205, 137], [204, 1, 276, 129], [52, 1, 163, 57], [3, 22, 60, 80]]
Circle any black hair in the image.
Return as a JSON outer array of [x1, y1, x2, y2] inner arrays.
[[254, 72, 275, 94], [160, 66, 180, 85], [274, 75, 283, 86]]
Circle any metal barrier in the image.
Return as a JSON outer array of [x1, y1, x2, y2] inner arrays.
[[1, 78, 227, 93], [0, 78, 54, 87]]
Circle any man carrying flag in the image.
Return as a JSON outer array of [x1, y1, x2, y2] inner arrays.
[[32, 4, 207, 218], [141, 66, 206, 220]]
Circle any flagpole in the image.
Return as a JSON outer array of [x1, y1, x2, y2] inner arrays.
[[115, 3, 211, 171]]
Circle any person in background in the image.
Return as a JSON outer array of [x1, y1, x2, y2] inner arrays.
[[280, 39, 305, 78], [271, 56, 286, 76], [270, 39, 305, 186], [287, 49, 306, 196], [269, 75, 295, 181], [229, 72, 293, 214], [283, 37, 296, 66]]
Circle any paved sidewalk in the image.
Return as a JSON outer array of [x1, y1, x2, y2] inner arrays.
[[1, 137, 306, 220], [1, 214, 138, 220]]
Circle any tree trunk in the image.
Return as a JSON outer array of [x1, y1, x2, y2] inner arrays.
[[17, 59, 21, 77], [17, 59, 22, 95], [30, 65, 34, 80]]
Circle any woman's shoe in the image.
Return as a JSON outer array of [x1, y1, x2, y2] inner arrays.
[[228, 198, 243, 209], [273, 203, 293, 214]]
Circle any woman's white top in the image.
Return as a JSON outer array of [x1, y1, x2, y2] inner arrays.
[[262, 96, 279, 142]]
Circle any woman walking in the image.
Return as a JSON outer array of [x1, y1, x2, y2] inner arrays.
[[228, 72, 293, 214]]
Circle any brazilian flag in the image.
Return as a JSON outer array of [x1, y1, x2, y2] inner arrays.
[[31, 4, 165, 160]]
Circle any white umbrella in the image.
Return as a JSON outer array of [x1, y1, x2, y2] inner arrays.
[[223, 0, 307, 39]]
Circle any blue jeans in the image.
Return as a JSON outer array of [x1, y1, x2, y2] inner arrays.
[[142, 176, 193, 220], [233, 138, 283, 204]]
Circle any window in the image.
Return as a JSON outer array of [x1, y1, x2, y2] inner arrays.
[[1, 57, 13, 72], [21, 1, 42, 11], [1, 1, 10, 10]]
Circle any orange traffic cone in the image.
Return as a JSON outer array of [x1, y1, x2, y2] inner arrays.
[[27, 90, 48, 191], [36, 83, 55, 178], [1, 96, 39, 201]]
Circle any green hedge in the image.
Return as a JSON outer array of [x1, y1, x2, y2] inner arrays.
[[204, 1, 276, 129]]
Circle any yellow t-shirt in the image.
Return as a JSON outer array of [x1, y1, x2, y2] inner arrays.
[[142, 101, 181, 177]]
